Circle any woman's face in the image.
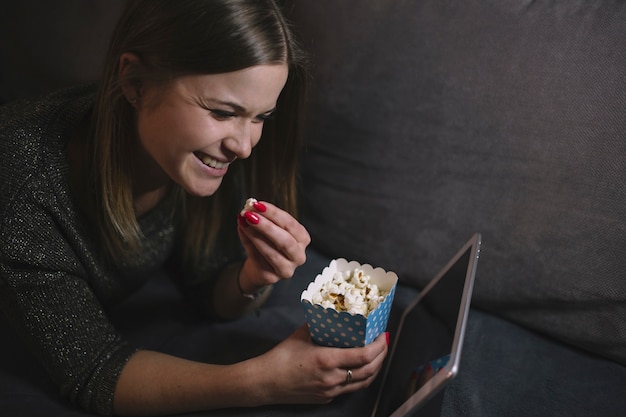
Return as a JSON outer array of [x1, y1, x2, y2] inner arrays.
[[134, 64, 289, 197]]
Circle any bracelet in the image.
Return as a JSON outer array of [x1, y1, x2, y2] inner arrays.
[[236, 265, 270, 300]]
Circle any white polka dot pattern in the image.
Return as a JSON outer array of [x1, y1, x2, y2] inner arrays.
[[303, 284, 396, 347], [301, 258, 399, 348]]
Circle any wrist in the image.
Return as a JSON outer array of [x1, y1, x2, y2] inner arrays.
[[236, 264, 271, 300]]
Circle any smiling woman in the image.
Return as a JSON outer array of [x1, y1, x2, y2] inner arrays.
[[128, 64, 289, 200], [90, 0, 306, 265], [0, 1, 390, 416]]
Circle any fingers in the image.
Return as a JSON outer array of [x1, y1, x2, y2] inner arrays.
[[309, 331, 390, 396], [266, 326, 389, 404], [238, 200, 310, 278], [338, 331, 389, 370], [240, 200, 310, 248], [336, 332, 389, 388]]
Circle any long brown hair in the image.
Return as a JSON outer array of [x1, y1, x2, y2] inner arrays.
[[88, 0, 307, 266]]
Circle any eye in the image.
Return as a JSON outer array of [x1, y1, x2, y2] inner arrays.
[[210, 109, 237, 121], [253, 112, 275, 124]]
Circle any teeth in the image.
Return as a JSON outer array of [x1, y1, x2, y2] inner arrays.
[[200, 154, 228, 169]]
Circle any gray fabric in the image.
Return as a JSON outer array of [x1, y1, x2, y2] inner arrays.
[[3, 247, 625, 416], [292, 0, 626, 365], [1, 1, 625, 415], [441, 309, 626, 417], [0, 1, 126, 103]]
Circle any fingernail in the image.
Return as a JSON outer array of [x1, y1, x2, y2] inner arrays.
[[252, 201, 267, 212], [385, 332, 390, 346], [238, 214, 248, 227], [244, 211, 260, 225]]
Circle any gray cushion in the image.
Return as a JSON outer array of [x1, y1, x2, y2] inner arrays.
[[292, 0, 626, 365], [0, 1, 125, 103]]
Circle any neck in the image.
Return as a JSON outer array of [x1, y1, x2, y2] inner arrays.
[[134, 186, 170, 217]]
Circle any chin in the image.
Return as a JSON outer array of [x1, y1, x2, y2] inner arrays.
[[183, 187, 220, 198], [182, 180, 223, 197]]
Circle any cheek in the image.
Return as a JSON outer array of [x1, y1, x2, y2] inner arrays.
[[137, 120, 171, 162], [139, 108, 211, 152], [251, 124, 265, 147]]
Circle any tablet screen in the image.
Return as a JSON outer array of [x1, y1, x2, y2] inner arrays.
[[372, 235, 479, 417]]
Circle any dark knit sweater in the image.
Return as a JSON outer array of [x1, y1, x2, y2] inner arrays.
[[0, 86, 234, 415]]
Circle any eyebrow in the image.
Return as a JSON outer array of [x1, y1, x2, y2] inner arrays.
[[202, 98, 276, 116]]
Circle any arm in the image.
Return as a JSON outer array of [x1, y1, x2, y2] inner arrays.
[[181, 199, 309, 320], [209, 261, 273, 319], [0, 185, 138, 415], [112, 201, 391, 415], [113, 326, 389, 416], [0, 269, 137, 413]]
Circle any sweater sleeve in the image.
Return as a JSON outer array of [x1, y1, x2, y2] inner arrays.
[[0, 88, 142, 416], [0, 267, 137, 416], [0, 183, 137, 416]]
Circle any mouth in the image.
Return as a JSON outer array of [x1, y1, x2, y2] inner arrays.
[[194, 152, 230, 169]]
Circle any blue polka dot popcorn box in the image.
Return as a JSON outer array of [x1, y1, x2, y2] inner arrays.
[[300, 258, 398, 348]]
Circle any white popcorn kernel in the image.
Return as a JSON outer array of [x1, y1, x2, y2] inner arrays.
[[313, 267, 388, 316], [240, 198, 257, 216]]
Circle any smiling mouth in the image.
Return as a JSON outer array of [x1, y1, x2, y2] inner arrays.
[[194, 152, 230, 169]]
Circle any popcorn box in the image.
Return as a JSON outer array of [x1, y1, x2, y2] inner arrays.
[[300, 258, 398, 348]]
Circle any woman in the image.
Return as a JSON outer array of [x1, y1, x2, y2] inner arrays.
[[0, 0, 388, 416]]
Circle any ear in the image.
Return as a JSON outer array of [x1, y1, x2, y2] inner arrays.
[[118, 52, 142, 106]]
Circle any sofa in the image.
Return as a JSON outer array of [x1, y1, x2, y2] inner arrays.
[[1, 1, 625, 416]]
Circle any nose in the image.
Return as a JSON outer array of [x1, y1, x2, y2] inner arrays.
[[224, 119, 259, 160]]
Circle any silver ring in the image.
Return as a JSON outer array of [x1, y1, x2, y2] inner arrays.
[[345, 369, 353, 384]]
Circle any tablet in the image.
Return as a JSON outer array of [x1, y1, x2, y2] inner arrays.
[[371, 233, 481, 417]]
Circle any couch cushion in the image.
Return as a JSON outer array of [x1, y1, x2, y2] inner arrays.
[[292, 0, 626, 365], [0, 1, 126, 103]]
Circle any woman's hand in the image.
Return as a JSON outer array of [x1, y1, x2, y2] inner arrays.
[[252, 325, 389, 405], [237, 200, 311, 293]]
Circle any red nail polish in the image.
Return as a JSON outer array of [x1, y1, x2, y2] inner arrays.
[[385, 332, 390, 346], [244, 211, 260, 225], [252, 201, 267, 212]]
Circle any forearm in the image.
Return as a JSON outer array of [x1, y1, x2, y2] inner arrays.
[[113, 326, 390, 416], [113, 350, 268, 416], [211, 261, 272, 320]]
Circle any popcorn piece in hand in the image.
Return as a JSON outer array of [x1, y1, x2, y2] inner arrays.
[[310, 268, 388, 316], [240, 198, 257, 216]]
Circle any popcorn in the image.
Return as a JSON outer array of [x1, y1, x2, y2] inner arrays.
[[310, 268, 388, 316], [301, 259, 398, 347], [240, 197, 257, 216]]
